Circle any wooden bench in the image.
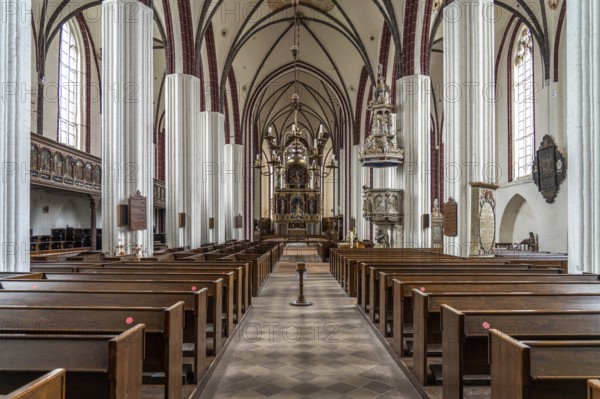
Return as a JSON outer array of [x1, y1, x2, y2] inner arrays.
[[391, 280, 600, 356], [38, 271, 237, 336], [31, 262, 251, 320], [332, 250, 450, 294], [0, 278, 223, 355], [0, 325, 145, 399], [78, 260, 250, 312], [489, 329, 600, 399], [442, 306, 600, 399], [2, 369, 65, 399], [0, 289, 208, 381], [376, 273, 598, 336], [409, 290, 600, 385], [0, 303, 184, 399], [367, 264, 562, 324], [361, 262, 562, 312]]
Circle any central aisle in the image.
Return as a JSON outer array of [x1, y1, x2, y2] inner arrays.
[[198, 247, 424, 399]]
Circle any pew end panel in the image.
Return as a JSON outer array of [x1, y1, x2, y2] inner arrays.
[[164, 302, 185, 399], [109, 324, 146, 399], [441, 305, 465, 399], [2, 369, 66, 399], [489, 328, 529, 399], [392, 279, 404, 355], [589, 379, 600, 399], [412, 288, 430, 385], [194, 288, 208, 381]]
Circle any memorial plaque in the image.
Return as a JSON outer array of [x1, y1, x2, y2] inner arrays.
[[443, 198, 458, 237], [532, 135, 566, 203], [129, 191, 147, 230]]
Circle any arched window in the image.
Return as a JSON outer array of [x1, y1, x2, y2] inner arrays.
[[513, 27, 535, 180], [58, 21, 82, 148]]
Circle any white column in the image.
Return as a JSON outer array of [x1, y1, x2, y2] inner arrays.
[[338, 150, 346, 220], [353, 145, 370, 240], [398, 75, 431, 248], [443, 0, 496, 256], [165, 74, 201, 248], [224, 144, 244, 241], [0, 2, 32, 271], [567, 2, 600, 273], [102, 0, 154, 256], [199, 112, 226, 244]]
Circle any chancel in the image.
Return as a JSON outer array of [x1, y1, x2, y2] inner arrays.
[[1, 0, 600, 398]]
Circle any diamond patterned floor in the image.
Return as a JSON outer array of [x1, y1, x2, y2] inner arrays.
[[197, 248, 423, 399]]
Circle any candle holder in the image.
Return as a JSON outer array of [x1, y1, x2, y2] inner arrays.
[[290, 262, 312, 306]]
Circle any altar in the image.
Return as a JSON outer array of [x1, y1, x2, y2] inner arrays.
[[273, 188, 322, 235]]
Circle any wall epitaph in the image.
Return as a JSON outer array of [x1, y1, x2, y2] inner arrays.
[[443, 198, 458, 237], [532, 135, 566, 203], [129, 191, 147, 230]]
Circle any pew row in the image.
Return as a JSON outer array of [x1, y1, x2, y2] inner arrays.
[[392, 280, 600, 356], [489, 329, 600, 399], [32, 271, 238, 336], [0, 289, 208, 382], [408, 290, 600, 385], [0, 278, 223, 356], [377, 273, 598, 336], [0, 303, 184, 399], [441, 306, 600, 399], [0, 325, 145, 399], [369, 266, 565, 326]]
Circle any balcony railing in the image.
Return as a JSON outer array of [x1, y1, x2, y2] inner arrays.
[[31, 134, 167, 206], [31, 134, 101, 194]]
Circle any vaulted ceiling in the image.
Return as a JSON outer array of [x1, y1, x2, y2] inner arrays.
[[31, 0, 564, 152]]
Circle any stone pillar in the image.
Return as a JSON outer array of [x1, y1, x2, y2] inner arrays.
[[102, 0, 154, 256], [398, 75, 431, 248], [224, 144, 244, 241], [165, 74, 201, 248], [352, 145, 370, 240], [199, 112, 226, 244], [89, 195, 99, 251], [567, 2, 600, 273], [0, 2, 32, 271], [443, 0, 496, 256]]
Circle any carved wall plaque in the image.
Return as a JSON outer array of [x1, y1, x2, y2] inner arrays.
[[532, 135, 566, 203], [129, 191, 147, 230], [443, 198, 458, 237]]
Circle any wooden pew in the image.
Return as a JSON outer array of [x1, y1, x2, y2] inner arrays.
[[409, 290, 600, 385], [74, 265, 246, 321], [442, 306, 600, 399], [0, 278, 223, 354], [40, 260, 252, 313], [362, 262, 562, 312], [377, 273, 599, 336], [589, 380, 600, 399], [0, 289, 208, 382], [2, 369, 66, 399], [489, 329, 600, 399], [229, 252, 271, 296], [392, 280, 600, 355], [95, 260, 252, 309], [367, 264, 561, 323], [0, 303, 184, 399], [360, 266, 562, 313], [333, 250, 452, 294], [38, 271, 237, 335], [0, 325, 145, 399]]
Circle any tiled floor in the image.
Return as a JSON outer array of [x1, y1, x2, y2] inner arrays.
[[197, 248, 424, 399]]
